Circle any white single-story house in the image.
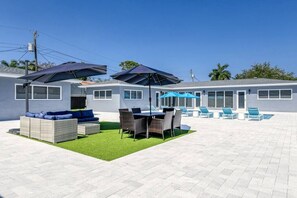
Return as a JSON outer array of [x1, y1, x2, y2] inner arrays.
[[79, 78, 297, 113]]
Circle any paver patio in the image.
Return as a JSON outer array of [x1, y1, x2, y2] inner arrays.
[[0, 112, 297, 198]]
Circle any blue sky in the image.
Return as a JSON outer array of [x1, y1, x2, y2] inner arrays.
[[0, 0, 297, 81]]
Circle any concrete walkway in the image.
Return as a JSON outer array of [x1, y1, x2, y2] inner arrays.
[[0, 113, 297, 198]]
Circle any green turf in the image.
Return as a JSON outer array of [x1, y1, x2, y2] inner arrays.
[[55, 121, 192, 161]]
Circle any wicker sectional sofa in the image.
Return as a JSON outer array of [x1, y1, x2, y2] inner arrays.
[[20, 109, 99, 143], [20, 116, 78, 143]]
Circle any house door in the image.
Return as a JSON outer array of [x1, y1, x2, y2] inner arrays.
[[155, 92, 160, 108], [237, 90, 246, 110]]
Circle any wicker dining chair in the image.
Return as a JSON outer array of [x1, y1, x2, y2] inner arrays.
[[121, 111, 146, 140], [131, 108, 141, 114], [172, 110, 182, 136], [148, 111, 174, 140], [118, 109, 129, 134]]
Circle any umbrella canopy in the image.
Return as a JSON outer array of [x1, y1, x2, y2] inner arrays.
[[111, 64, 182, 114], [19, 62, 107, 83], [179, 92, 200, 98], [111, 64, 181, 86], [160, 91, 181, 98]]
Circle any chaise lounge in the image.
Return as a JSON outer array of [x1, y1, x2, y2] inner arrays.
[[199, 106, 213, 118], [247, 107, 263, 121], [222, 107, 237, 119]]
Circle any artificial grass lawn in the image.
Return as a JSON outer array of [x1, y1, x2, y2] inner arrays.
[[55, 121, 192, 161]]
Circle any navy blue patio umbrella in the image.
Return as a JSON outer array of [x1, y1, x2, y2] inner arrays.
[[19, 62, 107, 113], [111, 64, 182, 115], [19, 62, 107, 83]]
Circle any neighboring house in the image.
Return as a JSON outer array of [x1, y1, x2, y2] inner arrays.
[[0, 65, 73, 120], [79, 78, 297, 112]]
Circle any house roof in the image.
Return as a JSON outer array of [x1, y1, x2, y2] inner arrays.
[[0, 65, 30, 77], [0, 65, 81, 83], [166, 78, 297, 88], [79, 78, 297, 89]]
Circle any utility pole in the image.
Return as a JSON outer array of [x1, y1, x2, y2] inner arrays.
[[25, 61, 29, 112], [190, 69, 194, 82], [33, 31, 38, 71], [190, 69, 199, 82]]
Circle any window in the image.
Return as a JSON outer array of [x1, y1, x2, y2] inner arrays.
[[106, 90, 112, 99], [15, 84, 61, 100], [131, 91, 137, 99], [16, 85, 32, 100], [124, 90, 142, 100], [216, 91, 224, 108], [48, 87, 61, 99], [33, 86, 47, 99], [225, 91, 233, 108], [208, 92, 215, 107], [258, 89, 292, 100], [258, 90, 268, 99], [178, 92, 185, 107], [99, 91, 105, 99], [281, 90, 292, 99], [94, 90, 112, 100], [186, 92, 193, 108], [195, 92, 201, 107], [155, 92, 160, 108], [124, 90, 130, 99], [208, 91, 233, 108], [269, 90, 279, 99]]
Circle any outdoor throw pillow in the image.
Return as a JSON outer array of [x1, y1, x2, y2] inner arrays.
[[25, 112, 36, 118], [52, 111, 69, 115], [35, 112, 46, 119], [81, 110, 94, 118], [55, 114, 73, 120], [44, 115, 56, 120], [67, 111, 82, 118]]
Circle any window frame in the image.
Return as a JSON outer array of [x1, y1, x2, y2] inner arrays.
[[93, 89, 113, 100], [257, 89, 293, 100], [123, 89, 143, 100], [15, 84, 62, 101], [207, 90, 234, 108]]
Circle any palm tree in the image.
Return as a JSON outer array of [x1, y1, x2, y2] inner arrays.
[[208, 63, 231, 80], [1, 60, 19, 67]]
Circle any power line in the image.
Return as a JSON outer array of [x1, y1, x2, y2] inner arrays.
[[38, 52, 51, 62], [0, 24, 33, 32], [17, 51, 29, 61], [39, 52, 70, 62], [38, 31, 122, 65], [0, 47, 25, 52]]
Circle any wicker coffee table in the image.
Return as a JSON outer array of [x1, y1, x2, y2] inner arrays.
[[78, 123, 100, 135]]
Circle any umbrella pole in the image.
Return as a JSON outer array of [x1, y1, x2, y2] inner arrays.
[[25, 61, 29, 113], [148, 75, 152, 115]]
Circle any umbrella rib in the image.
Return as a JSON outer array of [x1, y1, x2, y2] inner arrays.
[[45, 73, 59, 83]]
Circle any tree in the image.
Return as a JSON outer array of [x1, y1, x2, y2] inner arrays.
[[1, 59, 19, 67], [119, 60, 140, 70], [1, 59, 55, 71], [208, 63, 231, 81], [234, 62, 297, 80]]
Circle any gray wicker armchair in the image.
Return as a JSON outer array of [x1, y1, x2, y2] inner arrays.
[[121, 111, 146, 140], [118, 108, 129, 134], [148, 111, 174, 140], [172, 110, 182, 136]]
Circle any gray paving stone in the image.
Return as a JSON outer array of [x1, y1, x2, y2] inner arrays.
[[0, 113, 296, 197]]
